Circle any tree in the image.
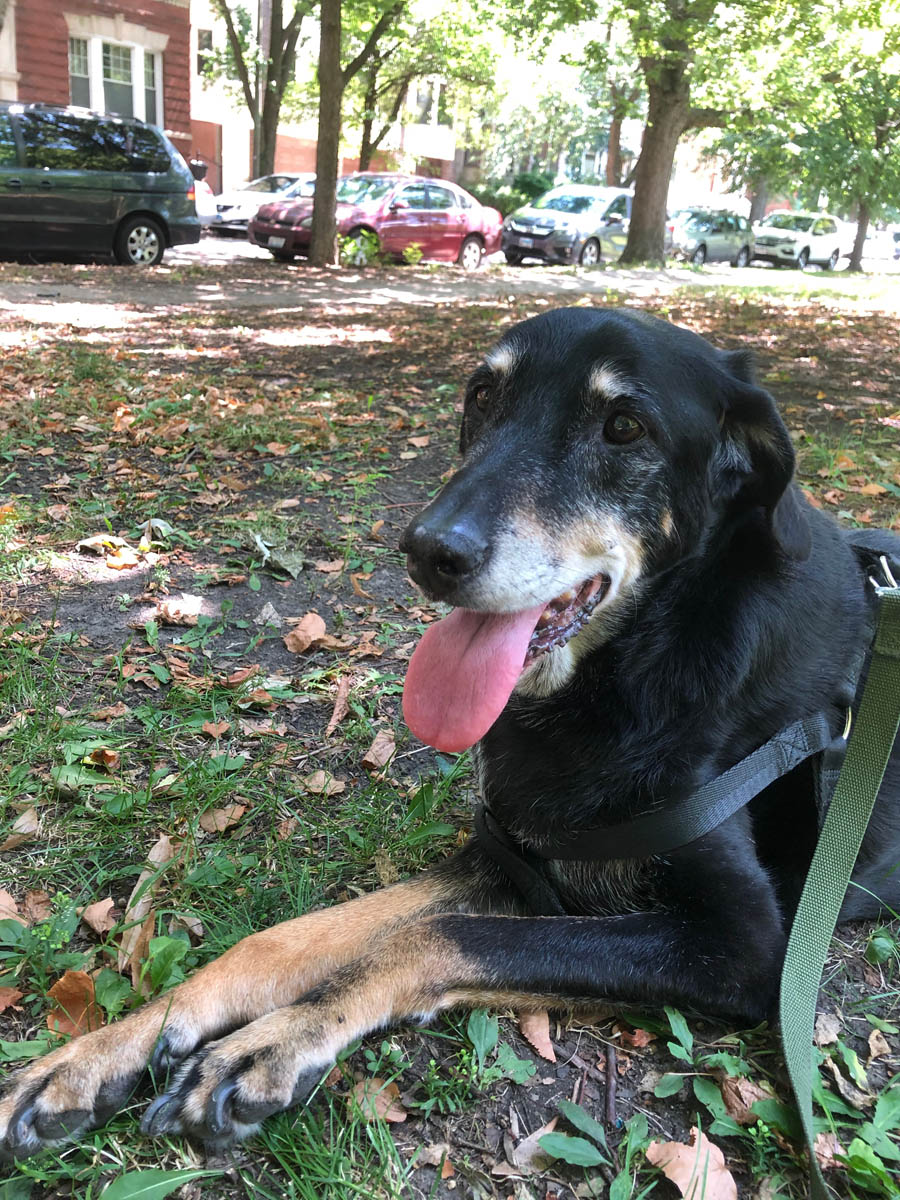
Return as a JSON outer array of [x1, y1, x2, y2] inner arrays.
[[308, 0, 406, 266], [210, 0, 316, 179]]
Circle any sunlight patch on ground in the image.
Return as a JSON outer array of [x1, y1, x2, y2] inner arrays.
[[254, 324, 393, 347]]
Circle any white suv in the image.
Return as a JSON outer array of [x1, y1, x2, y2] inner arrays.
[[752, 211, 845, 270]]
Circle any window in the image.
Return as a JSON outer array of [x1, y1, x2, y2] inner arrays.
[[398, 184, 428, 209], [0, 112, 17, 167], [197, 29, 213, 76], [69, 38, 90, 107], [427, 185, 456, 210], [103, 43, 133, 117], [144, 53, 158, 127], [605, 195, 629, 219]]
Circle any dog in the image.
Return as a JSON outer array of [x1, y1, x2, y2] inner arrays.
[[2, 306, 899, 1159]]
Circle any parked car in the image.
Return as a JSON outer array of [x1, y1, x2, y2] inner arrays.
[[249, 172, 502, 268], [501, 185, 632, 265], [194, 177, 217, 227], [211, 173, 315, 235], [0, 101, 199, 266], [669, 207, 754, 266], [752, 210, 845, 270]]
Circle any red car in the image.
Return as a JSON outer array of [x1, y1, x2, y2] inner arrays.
[[249, 172, 502, 269]]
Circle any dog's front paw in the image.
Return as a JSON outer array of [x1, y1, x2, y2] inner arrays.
[[141, 1008, 329, 1144]]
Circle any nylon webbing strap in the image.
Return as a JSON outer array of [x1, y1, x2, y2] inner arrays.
[[780, 585, 900, 1200], [529, 711, 836, 861]]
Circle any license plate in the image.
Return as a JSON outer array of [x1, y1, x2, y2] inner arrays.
[[268, 236, 286, 249], [519, 237, 534, 248]]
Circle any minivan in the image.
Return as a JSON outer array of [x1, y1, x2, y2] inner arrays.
[[0, 102, 200, 266], [501, 185, 633, 266]]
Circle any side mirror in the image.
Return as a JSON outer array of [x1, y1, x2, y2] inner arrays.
[[389, 199, 409, 212], [605, 213, 622, 225]]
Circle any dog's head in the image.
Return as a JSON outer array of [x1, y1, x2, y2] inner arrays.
[[400, 307, 809, 751]]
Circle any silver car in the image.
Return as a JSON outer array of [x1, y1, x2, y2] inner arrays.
[[670, 208, 755, 267]]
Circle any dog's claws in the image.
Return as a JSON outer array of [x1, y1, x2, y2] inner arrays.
[[8, 1103, 39, 1158], [149, 1032, 179, 1078], [141, 1092, 183, 1136], [207, 1078, 239, 1137]]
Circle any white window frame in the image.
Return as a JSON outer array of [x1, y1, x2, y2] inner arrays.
[[64, 13, 168, 126]]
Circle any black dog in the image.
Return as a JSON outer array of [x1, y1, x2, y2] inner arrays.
[[2, 306, 898, 1157]]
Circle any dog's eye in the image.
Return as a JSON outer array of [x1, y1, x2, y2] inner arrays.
[[604, 413, 645, 444], [471, 385, 492, 413]]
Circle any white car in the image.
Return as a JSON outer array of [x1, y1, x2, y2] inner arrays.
[[752, 210, 845, 270], [211, 173, 315, 235]]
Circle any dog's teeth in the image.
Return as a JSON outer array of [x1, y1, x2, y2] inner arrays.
[[558, 590, 575, 604], [537, 611, 552, 627]]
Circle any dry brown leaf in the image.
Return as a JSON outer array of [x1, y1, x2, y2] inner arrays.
[[46, 969, 105, 1037], [417, 1142, 451, 1168], [615, 1023, 656, 1048], [80, 897, 117, 935], [314, 559, 344, 573], [201, 720, 231, 739], [325, 675, 352, 736], [87, 747, 120, 772], [350, 573, 374, 599], [0, 985, 23, 1013], [155, 595, 202, 626], [859, 482, 887, 496], [276, 816, 299, 840], [370, 519, 385, 538], [127, 913, 157, 994], [645, 1128, 737, 1200], [492, 1117, 559, 1176], [408, 435, 430, 448], [720, 1075, 771, 1125], [199, 803, 247, 833], [117, 833, 177, 977], [106, 546, 141, 570], [0, 806, 39, 852], [0, 889, 23, 924], [302, 770, 346, 797], [224, 664, 261, 688], [825, 1058, 873, 1109], [349, 1078, 407, 1123], [814, 1012, 842, 1047], [362, 730, 396, 771], [23, 890, 52, 924], [867, 1028, 892, 1064], [814, 1131, 846, 1170], [519, 1011, 556, 1062], [89, 701, 131, 720], [283, 612, 327, 654]]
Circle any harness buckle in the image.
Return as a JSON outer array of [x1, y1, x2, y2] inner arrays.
[[869, 554, 899, 595], [841, 707, 853, 741]]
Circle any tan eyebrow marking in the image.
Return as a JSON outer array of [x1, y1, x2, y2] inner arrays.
[[588, 363, 628, 398], [484, 343, 519, 376]]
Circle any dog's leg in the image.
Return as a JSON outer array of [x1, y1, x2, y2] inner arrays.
[[0, 861, 479, 1160], [138, 907, 780, 1143]]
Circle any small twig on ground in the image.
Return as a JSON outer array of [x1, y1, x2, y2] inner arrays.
[[604, 1042, 618, 1127]]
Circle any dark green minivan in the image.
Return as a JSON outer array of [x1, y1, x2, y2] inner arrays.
[[0, 102, 200, 266]]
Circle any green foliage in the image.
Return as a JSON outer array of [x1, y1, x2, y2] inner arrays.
[[512, 170, 554, 200]]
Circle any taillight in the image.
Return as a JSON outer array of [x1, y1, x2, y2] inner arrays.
[[187, 185, 195, 202]]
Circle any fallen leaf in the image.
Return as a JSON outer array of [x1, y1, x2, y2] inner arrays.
[[283, 612, 327, 654], [117, 834, 177, 981], [201, 720, 231, 739], [0, 889, 23, 924], [0, 985, 23, 1013], [155, 594, 202, 626], [867, 1028, 891, 1064], [302, 770, 346, 796], [106, 546, 141, 570], [408, 435, 430, 448], [825, 1058, 873, 1109], [645, 1128, 737, 1200], [814, 1012, 842, 1047], [720, 1075, 771, 1125], [90, 702, 131, 720], [350, 573, 374, 599], [23, 890, 52, 923], [493, 1117, 558, 1176], [199, 803, 247, 833], [362, 730, 396, 771], [519, 1011, 556, 1062], [87, 746, 121, 772], [859, 482, 887, 496], [0, 806, 39, 852], [615, 1023, 656, 1048], [814, 1131, 845, 1170], [315, 559, 344, 573], [349, 1078, 407, 1122], [276, 816, 299, 840], [80, 897, 117, 935], [325, 675, 352, 736], [224, 664, 261, 688], [46, 969, 105, 1037]]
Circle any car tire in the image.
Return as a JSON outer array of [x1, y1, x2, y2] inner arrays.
[[796, 247, 810, 269], [691, 244, 707, 265], [732, 246, 751, 268], [579, 238, 601, 266], [458, 236, 484, 271], [504, 250, 524, 265], [114, 215, 165, 266], [272, 251, 295, 262], [826, 249, 839, 271]]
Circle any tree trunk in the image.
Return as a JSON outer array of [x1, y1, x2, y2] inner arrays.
[[619, 74, 689, 264], [847, 199, 870, 273], [309, 0, 342, 267], [748, 180, 768, 224], [359, 66, 378, 171], [606, 117, 622, 186]]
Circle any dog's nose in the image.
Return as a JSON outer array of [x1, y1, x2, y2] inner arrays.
[[400, 519, 489, 598]]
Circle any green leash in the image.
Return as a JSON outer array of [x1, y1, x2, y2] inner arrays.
[[780, 562, 900, 1199]]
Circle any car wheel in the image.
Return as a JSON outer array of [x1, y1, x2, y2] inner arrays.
[[272, 251, 295, 262], [732, 246, 751, 268], [826, 249, 839, 271], [114, 215, 165, 266], [579, 238, 601, 266], [458, 236, 484, 271], [690, 244, 707, 265], [796, 247, 810, 270], [504, 250, 524, 265]]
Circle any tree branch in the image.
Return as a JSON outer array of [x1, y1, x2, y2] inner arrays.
[[341, 2, 405, 88], [212, 0, 258, 115]]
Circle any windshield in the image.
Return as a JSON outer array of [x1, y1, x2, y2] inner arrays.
[[337, 176, 396, 206], [242, 176, 297, 194], [760, 213, 814, 233], [283, 177, 315, 198], [533, 189, 611, 214]]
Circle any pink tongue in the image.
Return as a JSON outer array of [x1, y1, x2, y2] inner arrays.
[[403, 603, 546, 752]]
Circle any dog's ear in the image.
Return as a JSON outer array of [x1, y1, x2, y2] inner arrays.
[[714, 351, 811, 560]]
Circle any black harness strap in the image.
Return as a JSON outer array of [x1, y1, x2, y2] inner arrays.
[[473, 804, 566, 915]]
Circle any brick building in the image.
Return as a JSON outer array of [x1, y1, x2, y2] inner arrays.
[[0, 0, 192, 156]]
